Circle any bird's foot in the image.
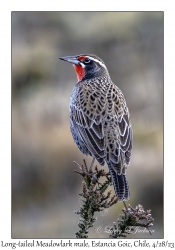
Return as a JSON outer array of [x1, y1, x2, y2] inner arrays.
[[73, 159, 95, 178], [88, 157, 95, 173], [123, 201, 128, 211]]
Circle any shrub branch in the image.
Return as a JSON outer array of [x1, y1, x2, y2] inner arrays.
[[73, 159, 154, 238]]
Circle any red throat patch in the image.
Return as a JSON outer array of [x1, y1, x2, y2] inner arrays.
[[74, 64, 85, 82]]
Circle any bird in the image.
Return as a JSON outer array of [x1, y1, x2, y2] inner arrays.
[[59, 54, 132, 201]]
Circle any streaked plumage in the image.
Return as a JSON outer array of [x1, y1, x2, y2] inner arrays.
[[60, 54, 132, 201]]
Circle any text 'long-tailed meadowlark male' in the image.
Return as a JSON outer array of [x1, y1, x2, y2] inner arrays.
[[60, 54, 133, 201]]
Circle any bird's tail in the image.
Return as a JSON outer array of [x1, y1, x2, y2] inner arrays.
[[108, 165, 130, 201]]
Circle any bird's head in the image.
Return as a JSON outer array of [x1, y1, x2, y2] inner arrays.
[[59, 54, 109, 82]]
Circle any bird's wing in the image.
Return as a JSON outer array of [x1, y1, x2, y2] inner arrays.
[[105, 111, 132, 174], [118, 113, 132, 165], [104, 86, 133, 171], [70, 105, 105, 165]]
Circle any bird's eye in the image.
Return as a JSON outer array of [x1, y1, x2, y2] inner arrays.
[[84, 58, 90, 64]]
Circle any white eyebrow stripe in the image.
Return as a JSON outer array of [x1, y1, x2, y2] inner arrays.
[[87, 56, 107, 69]]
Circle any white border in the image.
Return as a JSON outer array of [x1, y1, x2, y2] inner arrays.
[[0, 0, 174, 246]]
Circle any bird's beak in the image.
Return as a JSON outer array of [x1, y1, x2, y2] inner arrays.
[[59, 56, 80, 65]]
